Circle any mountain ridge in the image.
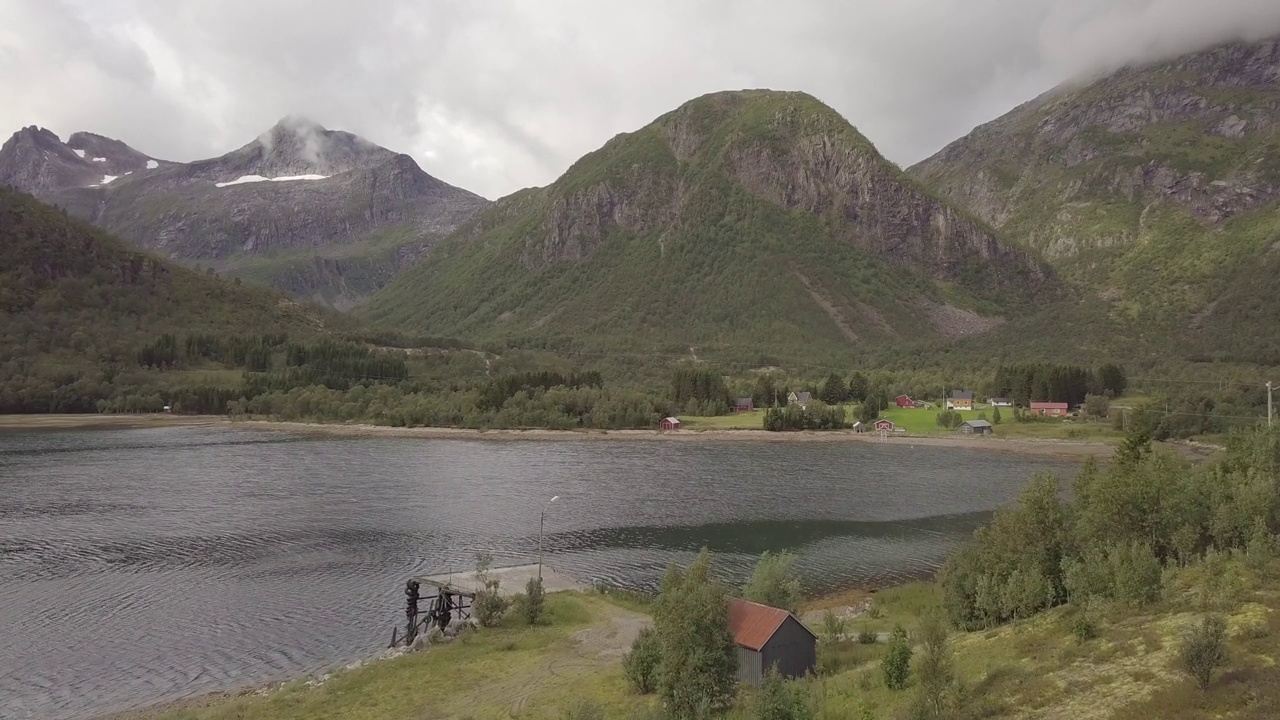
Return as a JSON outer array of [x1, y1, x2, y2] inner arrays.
[[361, 89, 1057, 365], [0, 118, 489, 309], [910, 35, 1280, 362]]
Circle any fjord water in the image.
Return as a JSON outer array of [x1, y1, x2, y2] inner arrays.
[[0, 426, 1080, 719]]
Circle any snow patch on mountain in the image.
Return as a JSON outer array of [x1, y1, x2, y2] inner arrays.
[[73, 148, 85, 158], [92, 157, 106, 163], [214, 174, 328, 188], [146, 160, 159, 169], [99, 175, 118, 185]]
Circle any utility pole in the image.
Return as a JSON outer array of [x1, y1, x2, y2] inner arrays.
[[1268, 381, 1273, 429], [537, 495, 559, 581]]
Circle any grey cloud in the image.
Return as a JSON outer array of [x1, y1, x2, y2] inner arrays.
[[2, 0, 1279, 199]]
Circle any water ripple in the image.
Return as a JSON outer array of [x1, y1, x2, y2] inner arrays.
[[0, 428, 1079, 720]]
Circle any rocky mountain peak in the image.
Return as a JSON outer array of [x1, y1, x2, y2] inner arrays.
[[0, 126, 101, 193], [230, 115, 392, 178]]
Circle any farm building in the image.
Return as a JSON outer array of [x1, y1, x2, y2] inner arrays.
[[959, 419, 994, 435], [1030, 402, 1069, 417], [733, 397, 755, 412], [659, 417, 681, 431], [989, 397, 1014, 407], [851, 421, 865, 433], [894, 394, 915, 408], [787, 391, 813, 409], [874, 419, 895, 432], [946, 390, 974, 410], [728, 599, 817, 685]]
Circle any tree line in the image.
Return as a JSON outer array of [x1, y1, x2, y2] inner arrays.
[[991, 363, 1127, 407], [478, 370, 603, 412], [941, 425, 1278, 630]]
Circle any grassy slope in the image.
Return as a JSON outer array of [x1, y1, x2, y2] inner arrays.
[[360, 91, 1047, 368], [0, 187, 333, 335], [136, 557, 1280, 720], [0, 187, 336, 376], [219, 225, 430, 309]]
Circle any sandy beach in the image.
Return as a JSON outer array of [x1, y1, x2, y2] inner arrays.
[[0, 413, 1129, 458]]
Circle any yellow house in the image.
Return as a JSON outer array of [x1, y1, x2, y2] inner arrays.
[[946, 390, 974, 410]]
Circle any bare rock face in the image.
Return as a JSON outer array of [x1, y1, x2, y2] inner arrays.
[[727, 133, 1050, 289], [912, 37, 1280, 258], [516, 91, 1052, 292], [0, 117, 489, 307]]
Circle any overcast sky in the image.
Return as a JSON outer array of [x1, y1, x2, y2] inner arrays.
[[2, 1, 1279, 199]]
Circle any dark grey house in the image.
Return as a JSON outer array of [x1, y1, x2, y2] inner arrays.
[[728, 599, 818, 685]]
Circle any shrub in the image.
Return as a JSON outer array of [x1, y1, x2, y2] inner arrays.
[[909, 614, 957, 720], [472, 583, 508, 627], [857, 625, 878, 644], [882, 624, 912, 690], [1178, 614, 1228, 690], [1062, 550, 1111, 602], [1109, 541, 1162, 606], [752, 668, 813, 720], [1246, 519, 1274, 571], [523, 576, 546, 625], [624, 626, 662, 694], [743, 551, 803, 614], [1070, 611, 1098, 644], [819, 609, 847, 641], [472, 553, 508, 627]]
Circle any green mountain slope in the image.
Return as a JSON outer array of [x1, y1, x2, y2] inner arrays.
[[361, 90, 1056, 366], [911, 37, 1280, 359], [0, 186, 337, 411]]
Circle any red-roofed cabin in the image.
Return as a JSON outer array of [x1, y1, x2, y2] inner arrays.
[[728, 598, 817, 685], [659, 417, 681, 431], [894, 395, 914, 408], [1030, 402, 1069, 417]]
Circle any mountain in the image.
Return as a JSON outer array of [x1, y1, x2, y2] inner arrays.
[[361, 90, 1056, 366], [911, 37, 1280, 360], [0, 118, 489, 309], [0, 186, 339, 411], [0, 126, 165, 195]]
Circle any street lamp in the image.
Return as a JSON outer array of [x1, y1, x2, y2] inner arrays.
[[538, 495, 559, 581]]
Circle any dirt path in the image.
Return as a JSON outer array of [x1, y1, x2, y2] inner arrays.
[[464, 603, 651, 716]]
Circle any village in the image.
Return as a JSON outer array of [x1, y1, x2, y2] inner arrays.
[[660, 387, 1086, 438]]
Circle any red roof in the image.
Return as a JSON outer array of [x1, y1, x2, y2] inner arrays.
[[1030, 402, 1068, 409], [728, 599, 795, 651]]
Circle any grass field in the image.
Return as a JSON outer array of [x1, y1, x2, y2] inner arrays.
[[141, 593, 655, 720], [680, 404, 1124, 443], [138, 556, 1280, 720]]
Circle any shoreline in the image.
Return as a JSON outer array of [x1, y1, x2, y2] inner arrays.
[[93, 577, 909, 720], [0, 413, 1122, 458]]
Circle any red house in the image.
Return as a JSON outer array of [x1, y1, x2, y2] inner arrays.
[[894, 395, 914, 408], [1029, 402, 1069, 417], [733, 397, 755, 412], [874, 419, 895, 432], [659, 417, 681, 431]]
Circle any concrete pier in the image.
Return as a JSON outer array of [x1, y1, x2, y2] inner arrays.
[[417, 563, 586, 597]]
